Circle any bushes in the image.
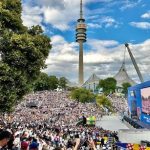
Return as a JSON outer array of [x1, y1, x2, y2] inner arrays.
[[96, 95, 112, 111], [70, 88, 95, 103]]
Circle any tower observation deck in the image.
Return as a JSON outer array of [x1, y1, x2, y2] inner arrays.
[[76, 0, 87, 85]]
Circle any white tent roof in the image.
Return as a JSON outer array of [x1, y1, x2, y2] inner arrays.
[[82, 73, 100, 86], [114, 62, 136, 87]]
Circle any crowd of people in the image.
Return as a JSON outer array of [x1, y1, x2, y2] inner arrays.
[[107, 94, 128, 114], [11, 91, 104, 125], [0, 91, 122, 150], [0, 122, 119, 150]]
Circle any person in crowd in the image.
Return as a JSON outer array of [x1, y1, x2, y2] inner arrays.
[[21, 141, 29, 150], [0, 130, 11, 149], [82, 114, 87, 126], [100, 136, 105, 148], [29, 138, 39, 150]]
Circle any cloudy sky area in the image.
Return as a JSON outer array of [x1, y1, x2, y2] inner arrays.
[[22, 0, 150, 83]]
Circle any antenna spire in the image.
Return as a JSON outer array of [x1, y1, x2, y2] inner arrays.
[[80, 0, 83, 19]]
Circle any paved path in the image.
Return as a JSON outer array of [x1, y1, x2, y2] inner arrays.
[[96, 115, 129, 131]]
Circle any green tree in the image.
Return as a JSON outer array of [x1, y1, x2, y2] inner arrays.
[[33, 74, 58, 91], [67, 86, 77, 91], [0, 0, 51, 112], [122, 82, 131, 95], [59, 77, 67, 89], [49, 76, 58, 90], [96, 95, 112, 110], [71, 88, 95, 103], [97, 77, 117, 95], [34, 72, 50, 91]]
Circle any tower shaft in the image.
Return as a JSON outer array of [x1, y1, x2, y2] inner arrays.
[[76, 0, 87, 85], [79, 42, 84, 84]]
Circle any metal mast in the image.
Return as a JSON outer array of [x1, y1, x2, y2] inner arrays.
[[80, 0, 83, 19], [76, 0, 87, 85], [125, 43, 144, 83]]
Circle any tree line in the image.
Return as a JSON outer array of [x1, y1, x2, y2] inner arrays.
[[33, 73, 67, 91], [97, 77, 131, 96]]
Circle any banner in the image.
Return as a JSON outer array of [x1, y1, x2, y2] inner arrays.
[[86, 116, 96, 125], [115, 142, 150, 150]]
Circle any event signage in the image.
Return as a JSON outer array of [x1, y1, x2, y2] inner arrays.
[[128, 81, 150, 125]]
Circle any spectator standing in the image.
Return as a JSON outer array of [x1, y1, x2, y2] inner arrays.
[[0, 130, 11, 149]]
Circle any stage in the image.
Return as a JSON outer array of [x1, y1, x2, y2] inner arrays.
[[96, 114, 129, 131]]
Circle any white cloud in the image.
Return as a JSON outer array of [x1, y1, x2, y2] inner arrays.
[[97, 16, 120, 28], [87, 39, 119, 50], [90, 16, 120, 29], [101, 16, 119, 28], [51, 35, 66, 45], [130, 22, 150, 29], [87, 23, 101, 29], [22, 0, 116, 31], [86, 0, 113, 2], [21, 4, 43, 27], [21, 0, 123, 31], [22, 0, 84, 31], [43, 7, 71, 31], [120, 0, 141, 11], [43, 34, 150, 83], [141, 11, 150, 19], [34, 0, 65, 8]]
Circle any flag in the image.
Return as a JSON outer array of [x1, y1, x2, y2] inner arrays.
[[140, 145, 146, 150], [127, 143, 133, 150], [115, 142, 127, 148], [133, 144, 140, 150]]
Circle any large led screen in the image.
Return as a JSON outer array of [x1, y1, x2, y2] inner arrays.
[[141, 87, 150, 115]]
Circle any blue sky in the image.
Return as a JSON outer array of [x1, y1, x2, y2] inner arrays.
[[22, 0, 150, 83]]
